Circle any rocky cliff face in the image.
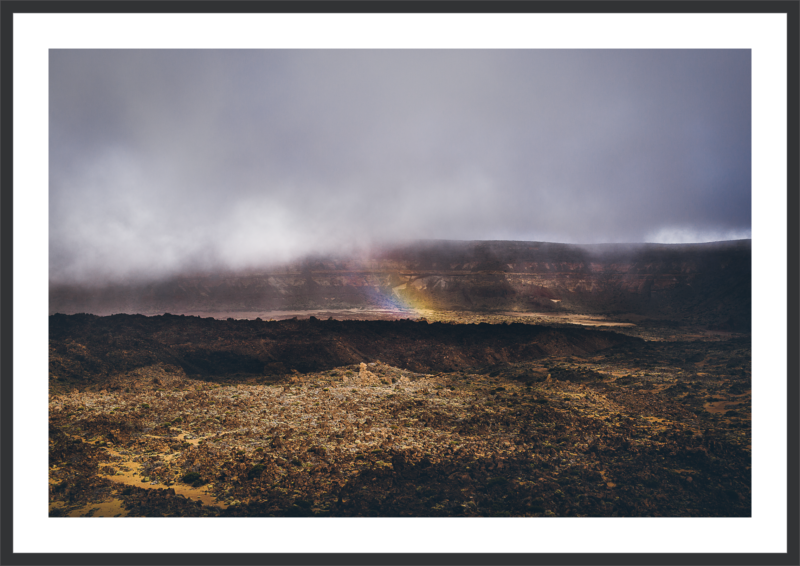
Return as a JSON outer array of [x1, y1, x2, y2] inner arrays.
[[50, 239, 751, 329]]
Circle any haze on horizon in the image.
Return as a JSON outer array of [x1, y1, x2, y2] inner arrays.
[[50, 49, 751, 285]]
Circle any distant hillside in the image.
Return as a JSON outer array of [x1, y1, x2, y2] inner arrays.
[[49, 239, 751, 330]]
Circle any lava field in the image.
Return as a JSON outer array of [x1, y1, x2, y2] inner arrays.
[[48, 313, 750, 518]]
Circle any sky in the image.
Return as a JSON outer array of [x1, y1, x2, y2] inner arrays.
[[49, 49, 751, 284]]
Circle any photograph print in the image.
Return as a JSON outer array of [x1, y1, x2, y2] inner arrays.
[[47, 48, 753, 520]]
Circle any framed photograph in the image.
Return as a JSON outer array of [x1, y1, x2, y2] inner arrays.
[[3, 1, 797, 564]]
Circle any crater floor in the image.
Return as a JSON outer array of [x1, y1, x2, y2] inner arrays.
[[49, 313, 750, 518]]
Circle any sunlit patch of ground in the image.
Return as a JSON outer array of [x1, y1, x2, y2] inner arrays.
[[50, 352, 750, 517], [503, 312, 637, 327], [96, 444, 227, 509]]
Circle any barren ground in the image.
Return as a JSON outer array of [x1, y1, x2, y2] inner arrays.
[[49, 311, 750, 518]]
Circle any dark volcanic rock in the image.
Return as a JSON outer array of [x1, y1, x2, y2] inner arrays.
[[49, 314, 639, 389]]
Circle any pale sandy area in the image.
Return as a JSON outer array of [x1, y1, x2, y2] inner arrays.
[[503, 312, 636, 327]]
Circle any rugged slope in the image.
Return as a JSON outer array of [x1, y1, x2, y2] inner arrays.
[[49, 324, 751, 518], [49, 313, 639, 392]]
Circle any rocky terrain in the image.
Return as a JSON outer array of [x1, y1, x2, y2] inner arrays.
[[49, 312, 750, 518], [48, 314, 638, 392], [49, 239, 751, 331]]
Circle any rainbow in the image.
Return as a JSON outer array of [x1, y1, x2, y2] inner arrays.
[[362, 278, 435, 320]]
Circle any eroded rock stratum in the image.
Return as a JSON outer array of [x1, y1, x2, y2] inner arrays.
[[49, 239, 751, 331]]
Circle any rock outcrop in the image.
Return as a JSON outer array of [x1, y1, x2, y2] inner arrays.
[[48, 314, 639, 391]]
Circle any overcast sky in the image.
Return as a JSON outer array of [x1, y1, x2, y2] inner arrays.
[[50, 49, 751, 284]]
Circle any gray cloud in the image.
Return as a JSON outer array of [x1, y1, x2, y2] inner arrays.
[[49, 49, 751, 284]]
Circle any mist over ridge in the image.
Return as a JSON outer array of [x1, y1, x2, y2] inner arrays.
[[49, 238, 751, 334], [50, 50, 751, 286]]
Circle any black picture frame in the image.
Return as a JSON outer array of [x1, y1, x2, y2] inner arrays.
[[2, 2, 797, 565]]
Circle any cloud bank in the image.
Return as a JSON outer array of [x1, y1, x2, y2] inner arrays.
[[49, 49, 751, 283]]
